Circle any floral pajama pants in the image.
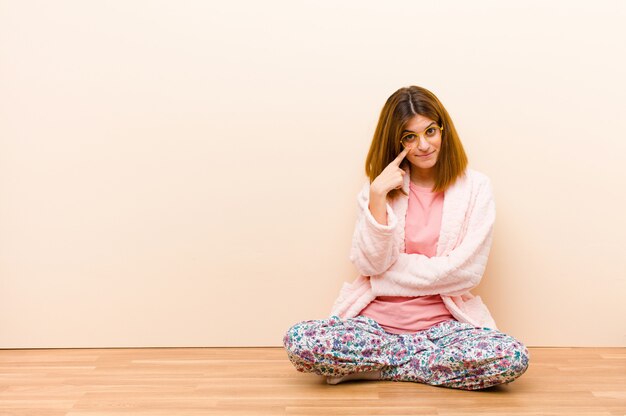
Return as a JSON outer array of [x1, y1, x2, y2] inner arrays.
[[283, 315, 530, 390]]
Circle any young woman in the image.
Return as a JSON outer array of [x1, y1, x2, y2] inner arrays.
[[283, 86, 530, 390]]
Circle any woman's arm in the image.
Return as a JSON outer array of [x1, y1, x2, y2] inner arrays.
[[348, 183, 401, 276], [368, 188, 390, 226], [349, 148, 410, 276], [370, 178, 495, 296]]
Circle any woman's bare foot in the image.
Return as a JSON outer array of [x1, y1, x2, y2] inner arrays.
[[326, 370, 382, 385]]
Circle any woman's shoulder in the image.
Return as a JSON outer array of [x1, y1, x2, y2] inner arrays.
[[448, 168, 493, 199], [355, 168, 492, 197], [464, 167, 492, 187], [461, 168, 495, 203]]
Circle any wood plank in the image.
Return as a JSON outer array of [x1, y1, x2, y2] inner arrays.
[[0, 347, 623, 416]]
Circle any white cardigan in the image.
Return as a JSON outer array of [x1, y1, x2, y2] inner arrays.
[[330, 163, 499, 330]]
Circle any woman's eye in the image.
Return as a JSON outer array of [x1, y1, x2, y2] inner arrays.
[[405, 134, 416, 141], [426, 128, 435, 135]]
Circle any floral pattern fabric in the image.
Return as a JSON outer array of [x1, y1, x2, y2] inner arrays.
[[283, 315, 529, 390]]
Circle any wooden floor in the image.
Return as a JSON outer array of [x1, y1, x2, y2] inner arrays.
[[0, 347, 625, 416]]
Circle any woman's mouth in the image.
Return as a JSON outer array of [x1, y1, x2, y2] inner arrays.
[[416, 151, 435, 158]]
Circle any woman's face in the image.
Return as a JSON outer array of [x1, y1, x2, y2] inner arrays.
[[401, 114, 442, 172]]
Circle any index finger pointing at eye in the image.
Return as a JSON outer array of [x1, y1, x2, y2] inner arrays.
[[392, 146, 410, 165]]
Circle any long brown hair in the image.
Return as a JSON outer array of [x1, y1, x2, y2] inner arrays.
[[365, 86, 468, 200]]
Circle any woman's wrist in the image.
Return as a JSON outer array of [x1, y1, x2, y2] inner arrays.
[[369, 186, 387, 201], [368, 191, 388, 226]]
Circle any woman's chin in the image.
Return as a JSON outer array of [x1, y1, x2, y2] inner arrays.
[[409, 159, 438, 170]]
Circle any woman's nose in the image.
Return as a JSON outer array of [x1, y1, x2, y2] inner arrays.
[[417, 136, 430, 150]]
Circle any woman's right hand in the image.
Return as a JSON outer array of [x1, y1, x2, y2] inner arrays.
[[367, 147, 409, 226], [370, 147, 409, 198]]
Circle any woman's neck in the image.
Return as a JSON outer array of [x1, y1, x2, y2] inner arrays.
[[410, 167, 435, 187]]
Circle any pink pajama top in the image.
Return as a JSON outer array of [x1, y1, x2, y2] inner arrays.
[[357, 181, 456, 333]]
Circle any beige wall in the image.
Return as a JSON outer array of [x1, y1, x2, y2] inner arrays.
[[1, 0, 625, 348]]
